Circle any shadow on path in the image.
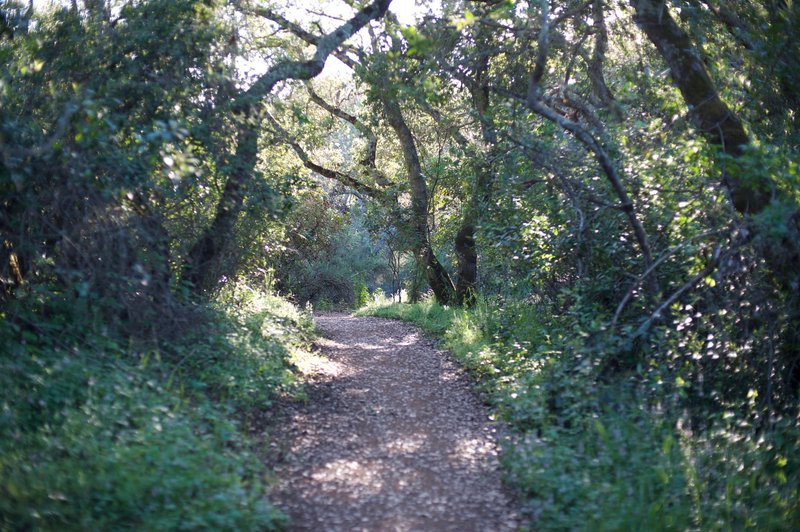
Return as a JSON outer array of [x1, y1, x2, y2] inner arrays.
[[266, 313, 521, 531]]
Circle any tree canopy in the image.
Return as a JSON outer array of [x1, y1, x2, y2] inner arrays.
[[2, 0, 799, 528]]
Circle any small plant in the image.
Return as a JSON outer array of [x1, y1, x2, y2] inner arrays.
[[354, 276, 370, 308], [316, 297, 334, 311]]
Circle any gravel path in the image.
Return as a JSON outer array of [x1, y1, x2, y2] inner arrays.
[[267, 313, 521, 531]]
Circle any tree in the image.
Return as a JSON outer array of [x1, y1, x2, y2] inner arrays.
[[1, 0, 231, 324], [183, 0, 392, 294], [260, 5, 459, 304]]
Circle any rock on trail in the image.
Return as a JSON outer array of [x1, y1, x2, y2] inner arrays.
[[267, 313, 521, 531]]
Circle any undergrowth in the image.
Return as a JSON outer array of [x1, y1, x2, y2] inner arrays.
[[359, 298, 800, 530], [0, 284, 314, 530]]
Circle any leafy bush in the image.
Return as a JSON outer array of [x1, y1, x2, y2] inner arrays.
[[0, 285, 313, 530], [273, 195, 389, 307], [353, 276, 370, 309]]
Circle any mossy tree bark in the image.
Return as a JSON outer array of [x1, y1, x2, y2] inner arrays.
[[632, 0, 768, 214]]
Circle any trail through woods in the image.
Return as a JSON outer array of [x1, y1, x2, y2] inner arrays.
[[266, 313, 521, 531]]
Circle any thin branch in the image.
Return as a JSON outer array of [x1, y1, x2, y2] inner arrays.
[[507, 0, 654, 293], [633, 246, 722, 339], [696, 0, 754, 50], [551, 0, 593, 27], [306, 85, 378, 166], [610, 229, 723, 329], [563, 27, 593, 88], [494, 0, 658, 295], [304, 84, 394, 189], [551, 90, 605, 134], [416, 99, 471, 148], [499, 84, 658, 295], [264, 111, 383, 199], [252, 7, 360, 69]]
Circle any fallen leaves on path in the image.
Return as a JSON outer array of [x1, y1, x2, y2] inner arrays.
[[267, 313, 521, 531]]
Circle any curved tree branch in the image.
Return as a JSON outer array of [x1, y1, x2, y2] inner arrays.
[[240, 0, 390, 106], [264, 111, 384, 199], [305, 84, 380, 171], [514, 0, 658, 295], [253, 7, 360, 69]]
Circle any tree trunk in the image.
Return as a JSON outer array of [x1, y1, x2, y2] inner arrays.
[[455, 82, 496, 306], [184, 120, 257, 292], [587, 0, 616, 107], [632, 0, 770, 214], [382, 97, 456, 305], [454, 220, 478, 306], [450, 24, 499, 307]]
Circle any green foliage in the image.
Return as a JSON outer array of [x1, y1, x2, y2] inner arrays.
[[274, 194, 389, 307], [0, 285, 313, 530], [353, 276, 370, 308], [3, 0, 800, 528], [0, 0, 245, 327]]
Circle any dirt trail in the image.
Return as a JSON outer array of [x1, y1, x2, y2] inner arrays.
[[267, 313, 521, 531]]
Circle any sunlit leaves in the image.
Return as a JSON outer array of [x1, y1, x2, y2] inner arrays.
[[400, 25, 434, 57], [451, 10, 476, 31]]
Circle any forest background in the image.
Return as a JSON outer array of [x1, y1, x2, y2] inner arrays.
[[1, 0, 799, 528]]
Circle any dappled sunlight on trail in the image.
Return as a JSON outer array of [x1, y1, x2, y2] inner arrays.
[[267, 313, 520, 531]]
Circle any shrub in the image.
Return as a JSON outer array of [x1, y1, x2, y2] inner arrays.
[[0, 284, 312, 530], [353, 276, 370, 309]]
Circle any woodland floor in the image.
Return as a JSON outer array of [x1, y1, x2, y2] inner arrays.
[[265, 313, 522, 531]]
